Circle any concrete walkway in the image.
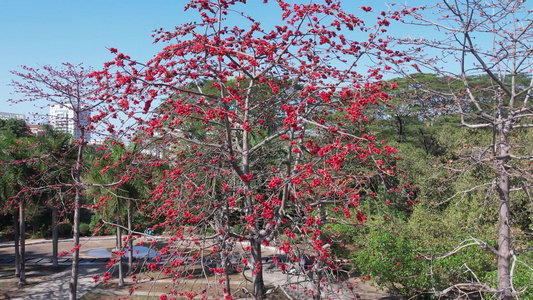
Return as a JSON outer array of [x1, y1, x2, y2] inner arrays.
[[0, 237, 392, 299], [0, 236, 117, 299], [0, 236, 116, 249], [9, 266, 101, 300]]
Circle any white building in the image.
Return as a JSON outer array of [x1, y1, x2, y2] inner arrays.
[[50, 104, 90, 141], [0, 111, 25, 120]]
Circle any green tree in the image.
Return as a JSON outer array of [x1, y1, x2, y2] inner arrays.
[[0, 126, 40, 285], [86, 139, 152, 285], [34, 126, 75, 267]]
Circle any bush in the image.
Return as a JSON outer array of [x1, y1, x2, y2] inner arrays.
[[355, 223, 495, 298], [30, 224, 48, 239], [322, 222, 360, 257], [482, 252, 533, 299], [79, 223, 90, 236], [57, 222, 72, 238], [355, 227, 430, 297]]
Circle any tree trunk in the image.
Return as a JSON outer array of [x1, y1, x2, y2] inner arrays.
[[127, 199, 133, 275], [69, 196, 80, 300], [14, 211, 20, 277], [18, 199, 26, 285], [251, 239, 265, 300], [117, 214, 124, 287], [221, 249, 231, 296], [69, 140, 83, 300], [312, 204, 327, 299], [52, 206, 58, 267], [495, 122, 512, 300], [216, 205, 232, 298]]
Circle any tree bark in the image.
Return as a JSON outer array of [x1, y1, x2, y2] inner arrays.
[[117, 212, 124, 287], [495, 121, 512, 300], [251, 239, 265, 300], [69, 139, 83, 300], [127, 199, 133, 275], [14, 210, 20, 277], [18, 199, 26, 285], [52, 206, 58, 267], [69, 195, 80, 300]]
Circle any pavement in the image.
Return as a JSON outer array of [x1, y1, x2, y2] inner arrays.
[[0, 236, 117, 300], [8, 266, 101, 300], [0, 237, 391, 300], [0, 236, 117, 263]]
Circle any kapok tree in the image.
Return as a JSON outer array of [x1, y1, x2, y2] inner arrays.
[[93, 1, 410, 299], [9, 63, 115, 300], [387, 0, 533, 298]]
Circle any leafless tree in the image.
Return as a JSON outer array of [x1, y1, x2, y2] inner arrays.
[[389, 1, 533, 298]]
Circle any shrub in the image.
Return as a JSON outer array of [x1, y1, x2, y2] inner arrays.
[[482, 252, 533, 299], [79, 223, 90, 236], [30, 224, 49, 239], [355, 223, 495, 298], [322, 223, 359, 257], [57, 222, 72, 238], [355, 227, 430, 297]]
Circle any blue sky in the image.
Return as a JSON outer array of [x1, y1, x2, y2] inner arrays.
[[0, 1, 429, 121], [0, 0, 190, 117]]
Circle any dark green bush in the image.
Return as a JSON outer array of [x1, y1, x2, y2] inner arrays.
[[57, 222, 72, 238], [79, 223, 90, 236]]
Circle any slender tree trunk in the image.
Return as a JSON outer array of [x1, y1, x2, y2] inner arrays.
[[117, 219, 124, 287], [312, 204, 327, 300], [127, 200, 133, 275], [14, 211, 20, 277], [18, 199, 26, 285], [496, 173, 511, 299], [217, 201, 232, 297], [496, 122, 512, 300], [220, 249, 231, 296], [52, 206, 58, 267], [222, 210, 232, 297], [69, 141, 83, 300], [69, 195, 81, 300]]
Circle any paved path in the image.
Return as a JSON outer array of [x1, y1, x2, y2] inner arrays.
[[0, 237, 391, 299], [0, 236, 116, 266], [9, 266, 100, 300], [0, 237, 117, 299]]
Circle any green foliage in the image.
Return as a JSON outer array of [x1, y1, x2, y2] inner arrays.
[[355, 225, 430, 297], [0, 119, 30, 138], [482, 252, 533, 298], [79, 223, 90, 236], [323, 222, 359, 257], [89, 214, 104, 236], [57, 222, 72, 238], [30, 223, 49, 239], [356, 74, 511, 297], [355, 220, 496, 298]]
